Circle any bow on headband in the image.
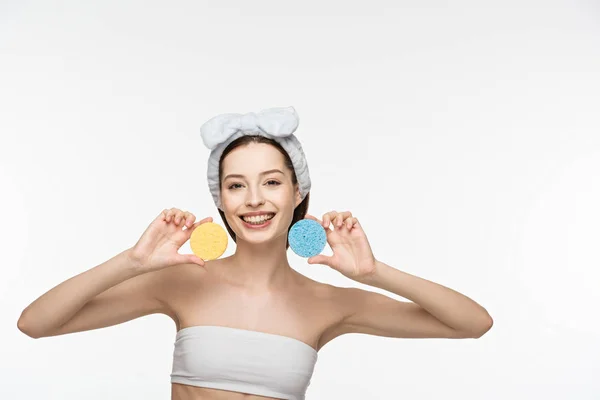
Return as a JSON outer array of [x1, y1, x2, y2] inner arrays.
[[200, 106, 300, 150]]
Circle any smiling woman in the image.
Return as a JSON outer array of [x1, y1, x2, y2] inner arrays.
[[17, 106, 492, 400], [217, 134, 310, 249]]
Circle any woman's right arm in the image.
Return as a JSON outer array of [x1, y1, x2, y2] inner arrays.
[[17, 207, 213, 339], [17, 248, 173, 339]]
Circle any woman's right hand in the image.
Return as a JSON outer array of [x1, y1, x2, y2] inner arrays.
[[129, 208, 213, 272]]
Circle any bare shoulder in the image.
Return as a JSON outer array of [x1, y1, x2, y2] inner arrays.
[[144, 262, 207, 296], [149, 262, 209, 325], [280, 274, 345, 320], [292, 273, 344, 301], [326, 285, 361, 321], [301, 278, 353, 304], [159, 262, 208, 287]]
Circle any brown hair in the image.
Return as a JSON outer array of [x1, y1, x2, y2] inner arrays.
[[217, 135, 310, 249]]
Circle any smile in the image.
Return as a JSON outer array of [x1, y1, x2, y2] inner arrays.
[[239, 213, 276, 227]]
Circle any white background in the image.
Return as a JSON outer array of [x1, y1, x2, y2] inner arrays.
[[2, 1, 599, 399]]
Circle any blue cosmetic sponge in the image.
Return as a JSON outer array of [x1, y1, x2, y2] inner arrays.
[[288, 219, 327, 258]]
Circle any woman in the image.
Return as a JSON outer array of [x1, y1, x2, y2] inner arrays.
[[17, 106, 493, 400]]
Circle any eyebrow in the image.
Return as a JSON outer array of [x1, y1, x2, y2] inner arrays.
[[223, 169, 285, 181]]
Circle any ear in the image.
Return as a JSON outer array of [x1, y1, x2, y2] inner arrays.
[[294, 185, 302, 208]]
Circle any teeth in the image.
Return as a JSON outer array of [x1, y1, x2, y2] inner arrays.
[[242, 214, 274, 224]]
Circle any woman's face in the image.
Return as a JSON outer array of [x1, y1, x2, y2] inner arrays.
[[220, 142, 301, 243]]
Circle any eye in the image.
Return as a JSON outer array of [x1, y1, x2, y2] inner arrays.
[[227, 180, 280, 190]]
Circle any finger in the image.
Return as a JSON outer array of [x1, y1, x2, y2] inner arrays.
[[177, 211, 191, 227], [327, 211, 352, 228], [184, 213, 197, 228], [334, 213, 343, 228], [166, 208, 177, 223], [307, 254, 334, 267], [175, 210, 190, 227], [345, 217, 353, 230], [176, 253, 205, 267], [322, 211, 337, 229], [333, 211, 352, 228], [346, 217, 359, 230], [159, 209, 168, 221], [175, 210, 186, 226], [191, 255, 205, 267], [188, 216, 213, 232], [307, 213, 332, 233], [170, 208, 179, 223]]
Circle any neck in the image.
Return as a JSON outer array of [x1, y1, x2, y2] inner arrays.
[[227, 232, 295, 292]]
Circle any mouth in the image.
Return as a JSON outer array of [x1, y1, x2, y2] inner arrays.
[[239, 213, 276, 228]]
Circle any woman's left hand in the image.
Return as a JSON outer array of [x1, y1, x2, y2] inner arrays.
[[304, 211, 378, 282]]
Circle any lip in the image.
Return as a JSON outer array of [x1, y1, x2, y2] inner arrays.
[[239, 214, 275, 229], [239, 211, 276, 217]]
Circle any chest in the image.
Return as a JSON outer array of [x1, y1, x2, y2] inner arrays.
[[168, 275, 342, 351]]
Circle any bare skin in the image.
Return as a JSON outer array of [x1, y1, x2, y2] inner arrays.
[[17, 142, 352, 400], [17, 247, 348, 400], [168, 258, 346, 400], [17, 208, 490, 399], [17, 142, 491, 399]]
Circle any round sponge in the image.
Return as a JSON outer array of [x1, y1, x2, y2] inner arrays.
[[190, 222, 228, 260], [288, 219, 327, 258]]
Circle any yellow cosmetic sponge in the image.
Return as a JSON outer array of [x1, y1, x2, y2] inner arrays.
[[190, 222, 228, 260]]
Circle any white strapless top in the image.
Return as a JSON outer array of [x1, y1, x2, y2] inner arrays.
[[170, 325, 319, 400]]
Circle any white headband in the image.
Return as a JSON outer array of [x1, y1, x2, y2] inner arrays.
[[200, 106, 311, 210]]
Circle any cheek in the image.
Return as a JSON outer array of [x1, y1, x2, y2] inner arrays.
[[221, 190, 243, 206], [274, 191, 292, 203]]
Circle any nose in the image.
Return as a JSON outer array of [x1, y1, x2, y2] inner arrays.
[[245, 187, 266, 208]]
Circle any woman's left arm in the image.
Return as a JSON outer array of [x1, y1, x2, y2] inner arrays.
[[306, 211, 493, 340], [350, 260, 493, 338]]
